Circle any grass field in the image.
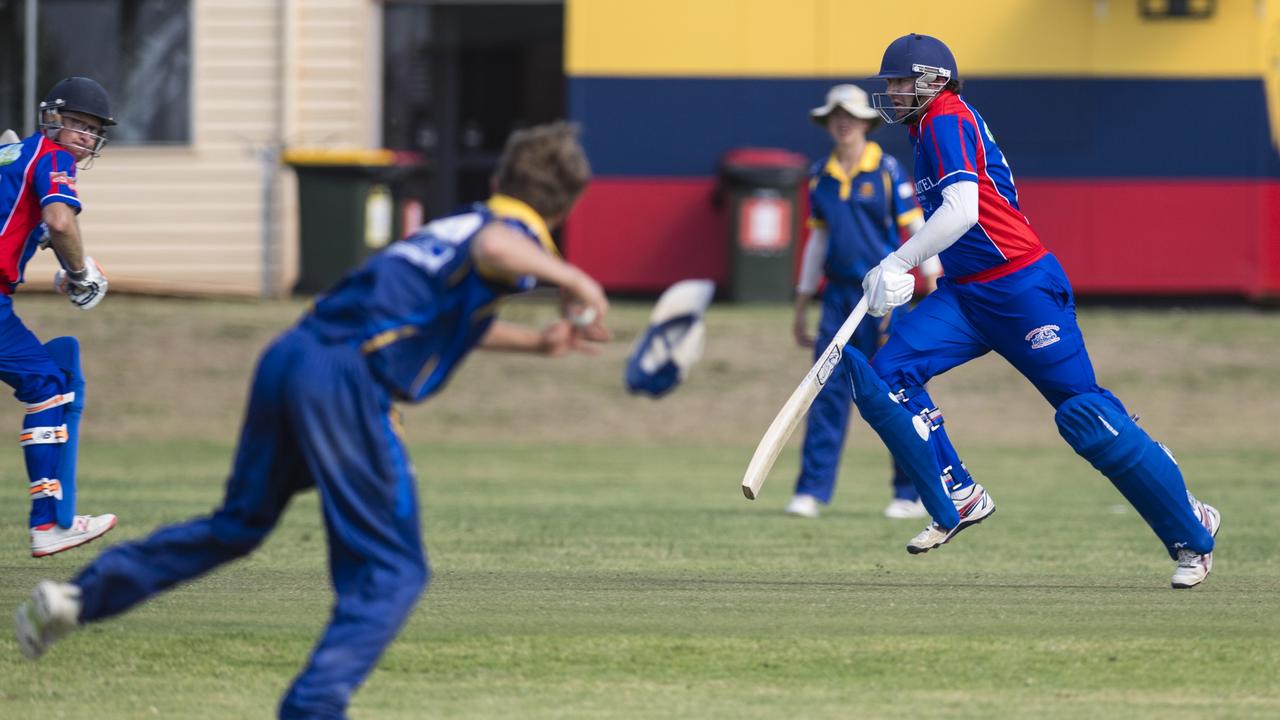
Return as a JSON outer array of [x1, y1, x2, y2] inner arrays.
[[1, 295, 1278, 719]]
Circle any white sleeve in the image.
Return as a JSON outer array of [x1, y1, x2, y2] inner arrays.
[[796, 227, 827, 295], [889, 180, 978, 270]]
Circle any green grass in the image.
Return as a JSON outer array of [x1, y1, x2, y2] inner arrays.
[[2, 442, 1276, 719], [0, 298, 1277, 718]]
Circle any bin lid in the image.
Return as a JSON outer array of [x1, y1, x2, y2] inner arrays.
[[720, 147, 808, 188], [282, 148, 423, 167], [720, 147, 808, 171]]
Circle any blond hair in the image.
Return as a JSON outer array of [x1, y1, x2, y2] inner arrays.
[[493, 121, 591, 220]]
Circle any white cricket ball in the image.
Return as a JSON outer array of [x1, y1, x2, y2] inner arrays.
[[569, 306, 598, 328]]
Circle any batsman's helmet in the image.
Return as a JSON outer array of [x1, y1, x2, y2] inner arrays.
[[870, 34, 958, 83], [40, 77, 117, 126], [38, 77, 115, 164], [869, 34, 958, 124]]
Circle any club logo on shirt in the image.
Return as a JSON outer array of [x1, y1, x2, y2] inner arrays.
[[858, 182, 875, 199], [915, 176, 938, 194], [49, 170, 76, 189], [1025, 324, 1061, 350], [0, 143, 22, 166]]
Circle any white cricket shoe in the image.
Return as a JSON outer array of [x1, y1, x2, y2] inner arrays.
[[785, 494, 821, 519], [31, 514, 117, 558], [906, 482, 996, 554], [14, 581, 82, 659], [1170, 500, 1221, 589], [883, 498, 928, 519]]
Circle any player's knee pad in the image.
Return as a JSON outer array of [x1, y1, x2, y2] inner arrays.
[[845, 349, 959, 527], [43, 337, 85, 410], [1056, 392, 1211, 556], [1056, 392, 1171, 484]]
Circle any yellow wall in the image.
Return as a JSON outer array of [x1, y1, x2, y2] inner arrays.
[[568, 0, 1276, 78]]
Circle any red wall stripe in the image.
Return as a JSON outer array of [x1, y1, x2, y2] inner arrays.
[[566, 177, 1280, 298]]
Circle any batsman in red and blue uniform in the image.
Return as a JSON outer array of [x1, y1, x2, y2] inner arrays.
[[788, 83, 937, 521], [846, 34, 1220, 589], [17, 123, 612, 719], [1, 77, 115, 559]]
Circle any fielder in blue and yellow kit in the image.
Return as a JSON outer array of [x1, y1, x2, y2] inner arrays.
[[848, 35, 1219, 589], [16, 123, 612, 718], [1, 77, 115, 558], [787, 83, 940, 521]]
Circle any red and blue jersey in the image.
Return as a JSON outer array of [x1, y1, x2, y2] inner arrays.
[[0, 134, 81, 294], [808, 142, 924, 284], [909, 91, 1045, 283]]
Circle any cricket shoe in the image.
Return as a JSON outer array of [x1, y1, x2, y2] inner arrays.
[[30, 514, 117, 558], [785, 494, 821, 519], [1170, 500, 1221, 589], [15, 580, 82, 659], [883, 498, 928, 519], [905, 482, 996, 555]]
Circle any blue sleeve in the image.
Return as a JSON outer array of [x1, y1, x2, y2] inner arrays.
[[33, 150, 82, 211], [885, 156, 923, 228], [918, 114, 979, 192]]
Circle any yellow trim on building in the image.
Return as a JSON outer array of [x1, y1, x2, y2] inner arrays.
[[568, 0, 1274, 78]]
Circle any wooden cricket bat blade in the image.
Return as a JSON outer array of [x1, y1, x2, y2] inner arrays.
[[740, 297, 867, 500], [741, 377, 821, 498]]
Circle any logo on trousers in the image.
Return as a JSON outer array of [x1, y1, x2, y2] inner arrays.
[[1025, 324, 1061, 350]]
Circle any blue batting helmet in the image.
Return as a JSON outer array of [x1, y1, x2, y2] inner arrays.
[[40, 77, 116, 126], [869, 35, 958, 124], [870, 34, 958, 83]]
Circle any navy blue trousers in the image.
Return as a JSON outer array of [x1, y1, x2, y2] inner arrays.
[[794, 281, 914, 504], [72, 328, 429, 719]]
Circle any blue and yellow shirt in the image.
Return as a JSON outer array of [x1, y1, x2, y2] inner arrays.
[[301, 194, 557, 402], [808, 141, 922, 284]]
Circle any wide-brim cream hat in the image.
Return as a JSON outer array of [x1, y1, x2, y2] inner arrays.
[[810, 84, 882, 130]]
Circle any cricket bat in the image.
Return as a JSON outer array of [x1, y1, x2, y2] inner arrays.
[[741, 297, 869, 499]]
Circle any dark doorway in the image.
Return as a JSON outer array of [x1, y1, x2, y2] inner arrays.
[[383, 2, 565, 218]]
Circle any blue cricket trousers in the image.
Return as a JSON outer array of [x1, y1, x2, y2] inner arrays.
[[0, 295, 73, 527], [794, 281, 914, 504], [72, 327, 429, 720]]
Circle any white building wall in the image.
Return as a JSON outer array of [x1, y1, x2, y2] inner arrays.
[[24, 0, 380, 298]]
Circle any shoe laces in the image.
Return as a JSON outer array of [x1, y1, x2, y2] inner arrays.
[[1176, 548, 1202, 568]]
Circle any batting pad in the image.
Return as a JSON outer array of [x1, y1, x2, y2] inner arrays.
[[844, 348, 959, 528], [44, 337, 84, 529], [1056, 392, 1213, 558]]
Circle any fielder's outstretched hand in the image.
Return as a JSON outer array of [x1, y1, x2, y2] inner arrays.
[[540, 318, 610, 356]]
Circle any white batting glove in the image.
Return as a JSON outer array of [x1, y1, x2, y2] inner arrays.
[[862, 253, 915, 317], [54, 257, 109, 310]]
